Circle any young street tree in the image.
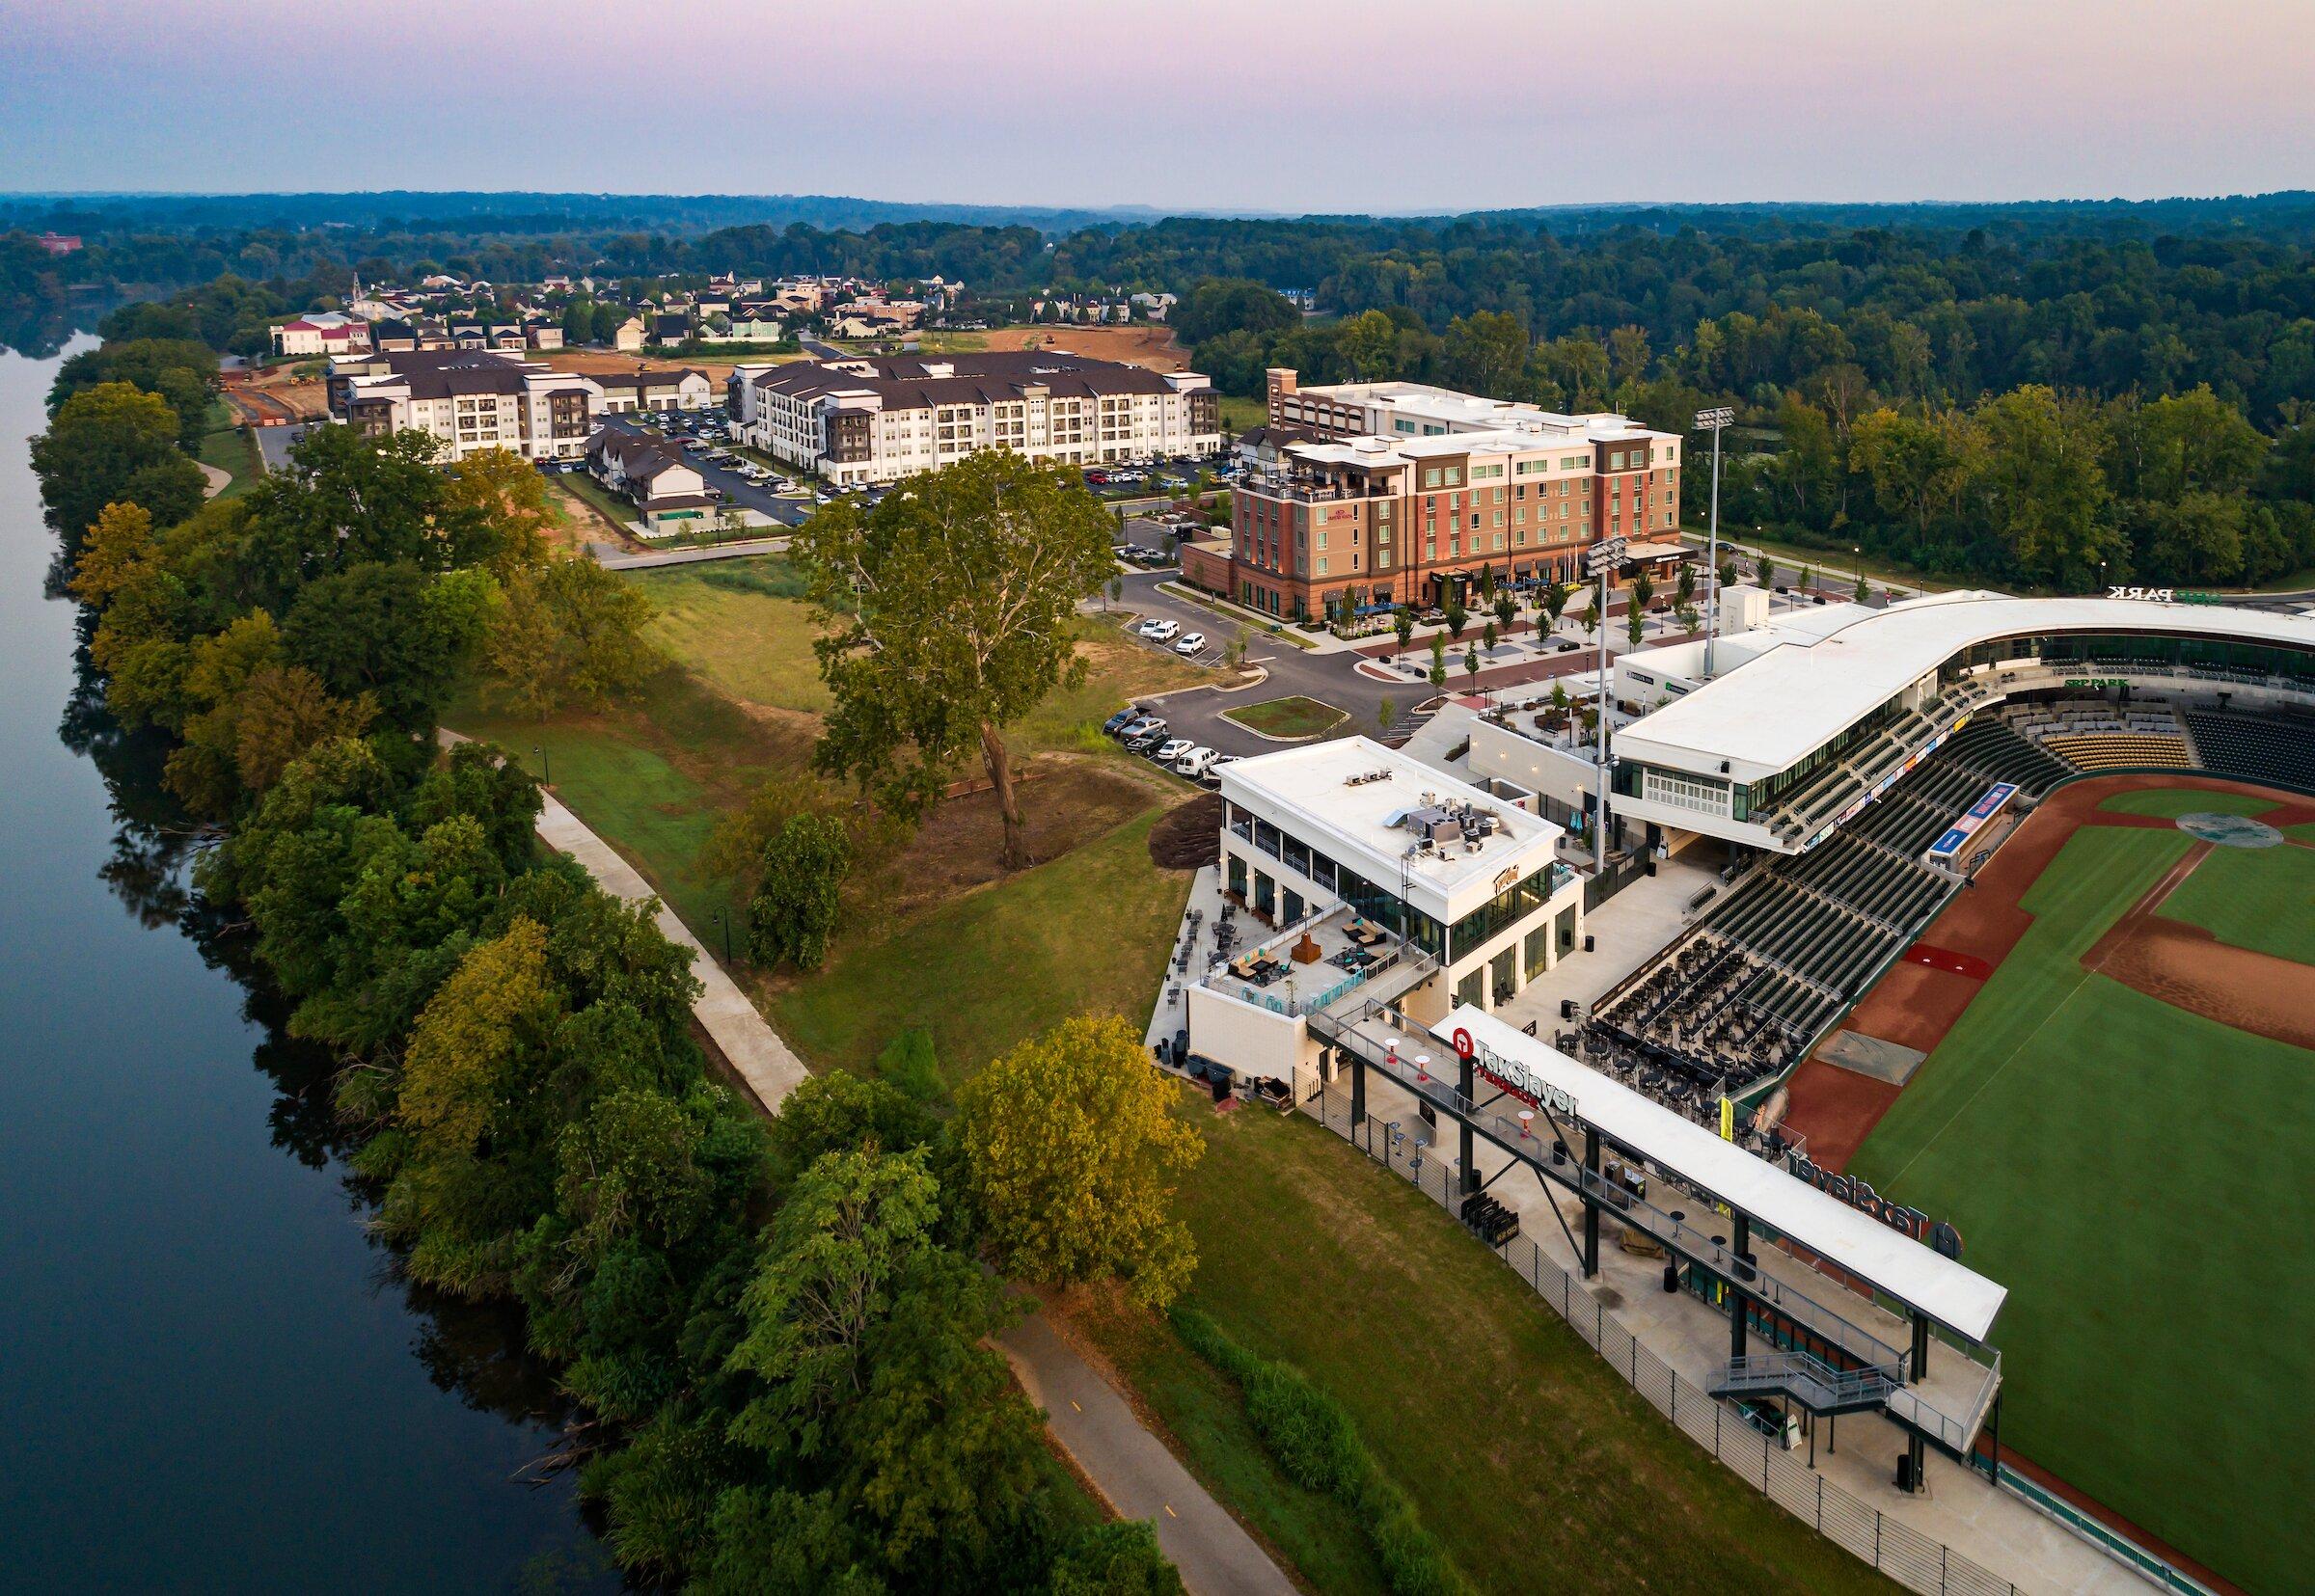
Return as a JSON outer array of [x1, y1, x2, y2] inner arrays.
[[796, 452, 1116, 871], [747, 812, 852, 971]]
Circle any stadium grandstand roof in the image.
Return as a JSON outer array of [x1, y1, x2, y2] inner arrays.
[[1441, 1005, 2008, 1340], [1617, 592, 2315, 781]]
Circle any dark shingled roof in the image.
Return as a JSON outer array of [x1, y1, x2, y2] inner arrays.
[[592, 366, 708, 392], [748, 349, 1176, 412], [359, 349, 531, 399]]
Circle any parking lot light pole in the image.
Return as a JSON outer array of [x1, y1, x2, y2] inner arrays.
[[1694, 407, 1733, 678]]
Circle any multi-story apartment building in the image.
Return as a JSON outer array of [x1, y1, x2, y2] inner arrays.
[[331, 350, 603, 463], [726, 351, 1223, 487], [1186, 370, 1680, 621]]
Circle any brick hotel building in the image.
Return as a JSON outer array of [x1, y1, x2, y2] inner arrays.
[[1184, 369, 1682, 620]]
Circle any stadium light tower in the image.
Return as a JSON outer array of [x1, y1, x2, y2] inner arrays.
[[1585, 535, 1627, 871], [1695, 407, 1734, 678]]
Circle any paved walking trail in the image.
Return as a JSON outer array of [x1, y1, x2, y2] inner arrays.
[[438, 730, 808, 1112], [531, 786, 810, 1113], [998, 1310, 1297, 1596]]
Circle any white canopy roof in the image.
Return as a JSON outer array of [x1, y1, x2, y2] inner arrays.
[[1436, 1005, 2008, 1341], [1614, 592, 2315, 783]]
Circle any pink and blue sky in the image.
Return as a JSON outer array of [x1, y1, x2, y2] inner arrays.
[[2, 0, 2309, 210]]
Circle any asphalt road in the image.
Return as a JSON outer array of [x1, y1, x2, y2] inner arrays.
[[596, 413, 813, 527], [254, 421, 311, 473], [1099, 567, 1420, 759]]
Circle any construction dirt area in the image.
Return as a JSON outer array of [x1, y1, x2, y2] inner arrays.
[[540, 349, 759, 382], [1781, 771, 2315, 1167], [974, 324, 1190, 371], [220, 368, 329, 426]]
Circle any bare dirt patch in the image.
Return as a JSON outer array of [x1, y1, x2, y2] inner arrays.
[[978, 324, 1190, 372], [1149, 794, 1222, 870], [2081, 843, 2315, 1049], [850, 756, 1160, 925]]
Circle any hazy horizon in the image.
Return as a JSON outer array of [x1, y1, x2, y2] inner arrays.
[[3, 0, 2311, 213]]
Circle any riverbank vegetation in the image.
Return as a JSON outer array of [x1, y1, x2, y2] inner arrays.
[[32, 343, 1190, 1591]]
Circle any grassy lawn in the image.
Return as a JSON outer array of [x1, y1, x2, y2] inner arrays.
[[768, 810, 1190, 1081], [1850, 824, 2312, 1595], [447, 661, 807, 937], [1217, 393, 1267, 434], [1120, 1104, 1894, 1595], [1221, 695, 1346, 740], [195, 424, 262, 499], [2158, 839, 2315, 963], [630, 561, 830, 716], [2289, 822, 2315, 844], [2096, 787, 2278, 819]]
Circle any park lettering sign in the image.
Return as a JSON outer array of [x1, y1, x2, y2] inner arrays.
[[1450, 1026, 1577, 1120], [1788, 1153, 1965, 1259]]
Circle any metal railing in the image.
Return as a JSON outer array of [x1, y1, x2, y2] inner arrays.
[[1291, 1081, 2020, 1596], [1716, 1350, 1895, 1414], [1998, 1472, 2221, 1596]]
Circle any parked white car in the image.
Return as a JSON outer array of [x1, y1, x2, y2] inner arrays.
[[1173, 632, 1206, 656], [1152, 738, 1193, 764], [1173, 745, 1216, 777], [1142, 619, 1181, 643]]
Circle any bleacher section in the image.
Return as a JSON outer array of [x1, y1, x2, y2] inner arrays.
[[1754, 681, 1995, 847], [1587, 716, 2071, 1096], [2009, 704, 2194, 771], [2182, 710, 2315, 791]]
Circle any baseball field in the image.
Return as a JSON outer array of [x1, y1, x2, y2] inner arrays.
[[1784, 774, 2315, 1596]]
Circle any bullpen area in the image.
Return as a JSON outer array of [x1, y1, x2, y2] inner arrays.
[[1784, 773, 2315, 1595]]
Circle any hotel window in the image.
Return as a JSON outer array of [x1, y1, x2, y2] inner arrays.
[[1424, 468, 1442, 489]]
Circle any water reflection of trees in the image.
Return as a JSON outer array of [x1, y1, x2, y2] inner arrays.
[[62, 652, 608, 1567]]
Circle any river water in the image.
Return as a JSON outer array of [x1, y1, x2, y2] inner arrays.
[[0, 340, 609, 1590]]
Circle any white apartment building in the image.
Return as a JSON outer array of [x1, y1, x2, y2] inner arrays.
[[333, 350, 603, 463], [726, 351, 1223, 486]]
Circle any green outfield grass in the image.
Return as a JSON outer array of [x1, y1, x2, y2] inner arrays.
[[2096, 787, 2278, 819], [1850, 823, 2315, 1594], [2158, 837, 2315, 964]]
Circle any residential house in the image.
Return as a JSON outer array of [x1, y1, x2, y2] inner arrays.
[[586, 430, 720, 539], [270, 312, 372, 359]]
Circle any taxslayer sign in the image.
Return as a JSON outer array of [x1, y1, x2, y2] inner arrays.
[[1450, 1026, 1577, 1120], [1789, 1154, 1965, 1259]]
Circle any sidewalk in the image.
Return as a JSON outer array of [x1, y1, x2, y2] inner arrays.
[[531, 787, 810, 1114], [998, 1308, 1297, 1596], [438, 730, 810, 1115]]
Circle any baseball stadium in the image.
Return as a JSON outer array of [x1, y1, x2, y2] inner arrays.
[[1576, 591, 2315, 1595]]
